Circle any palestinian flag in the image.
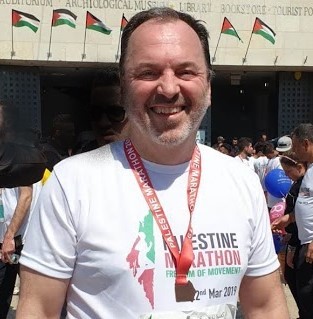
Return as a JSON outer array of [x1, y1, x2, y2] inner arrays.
[[52, 9, 77, 28], [12, 10, 40, 33], [253, 18, 275, 44], [120, 14, 128, 32], [86, 11, 111, 35], [221, 17, 242, 42]]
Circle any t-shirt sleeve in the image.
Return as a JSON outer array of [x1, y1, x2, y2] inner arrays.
[[245, 178, 280, 276], [20, 169, 77, 279]]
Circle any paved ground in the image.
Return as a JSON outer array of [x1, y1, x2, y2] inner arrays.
[[7, 284, 299, 319]]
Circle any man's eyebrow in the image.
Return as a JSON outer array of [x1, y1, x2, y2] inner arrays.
[[132, 61, 201, 69]]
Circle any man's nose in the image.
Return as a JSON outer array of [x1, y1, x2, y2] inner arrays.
[[156, 72, 180, 98]]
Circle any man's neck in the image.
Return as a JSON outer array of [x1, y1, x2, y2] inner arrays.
[[129, 132, 197, 165]]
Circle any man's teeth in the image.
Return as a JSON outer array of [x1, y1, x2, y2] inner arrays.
[[153, 106, 182, 114]]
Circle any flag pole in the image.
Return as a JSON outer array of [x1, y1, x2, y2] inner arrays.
[[242, 19, 255, 64], [11, 10, 15, 58], [212, 32, 222, 63], [82, 12, 88, 60], [47, 11, 53, 60], [115, 14, 123, 62]]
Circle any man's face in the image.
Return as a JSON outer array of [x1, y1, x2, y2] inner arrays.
[[292, 136, 313, 162], [244, 143, 254, 156], [90, 86, 128, 145], [121, 19, 211, 146]]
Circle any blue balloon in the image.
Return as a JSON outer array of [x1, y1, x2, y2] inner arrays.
[[265, 168, 292, 198]]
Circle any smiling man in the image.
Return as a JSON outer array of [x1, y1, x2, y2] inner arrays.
[[17, 7, 288, 319]]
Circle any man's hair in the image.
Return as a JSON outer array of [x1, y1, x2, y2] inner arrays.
[[219, 143, 232, 154], [292, 123, 313, 143], [262, 141, 275, 155], [254, 141, 266, 154], [280, 150, 307, 168], [119, 7, 212, 81], [237, 137, 252, 152]]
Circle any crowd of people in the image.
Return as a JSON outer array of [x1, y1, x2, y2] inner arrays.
[[0, 6, 312, 319]]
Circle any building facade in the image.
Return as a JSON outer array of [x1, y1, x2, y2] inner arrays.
[[1, 0, 313, 143]]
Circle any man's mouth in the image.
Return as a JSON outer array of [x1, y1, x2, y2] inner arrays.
[[151, 106, 183, 114]]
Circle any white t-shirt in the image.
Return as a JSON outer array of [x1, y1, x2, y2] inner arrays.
[[265, 156, 283, 208], [254, 156, 269, 191], [21, 142, 278, 319], [234, 155, 255, 171], [0, 182, 42, 243], [295, 163, 313, 244]]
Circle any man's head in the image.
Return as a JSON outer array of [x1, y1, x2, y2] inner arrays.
[[262, 141, 278, 159], [291, 123, 313, 163], [51, 114, 75, 150], [237, 137, 254, 157], [89, 68, 129, 146], [259, 133, 267, 142], [119, 7, 212, 146], [232, 137, 238, 146], [254, 141, 266, 157]]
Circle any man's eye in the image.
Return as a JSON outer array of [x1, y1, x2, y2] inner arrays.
[[137, 70, 158, 80], [177, 70, 196, 79]]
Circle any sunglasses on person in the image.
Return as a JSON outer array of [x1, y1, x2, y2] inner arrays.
[[90, 105, 126, 123]]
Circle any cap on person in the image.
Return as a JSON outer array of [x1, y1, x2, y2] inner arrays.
[[276, 136, 292, 152], [217, 136, 225, 143]]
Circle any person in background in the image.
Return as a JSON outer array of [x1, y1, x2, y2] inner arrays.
[[41, 114, 75, 171], [253, 141, 268, 193], [231, 136, 239, 156], [218, 142, 232, 156], [291, 123, 313, 319], [263, 141, 284, 210], [79, 68, 129, 153], [272, 151, 307, 319], [212, 135, 224, 150], [234, 137, 255, 171], [17, 7, 288, 319], [259, 132, 268, 142], [0, 182, 41, 318]]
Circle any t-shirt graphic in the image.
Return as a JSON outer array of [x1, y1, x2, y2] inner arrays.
[[127, 210, 155, 308]]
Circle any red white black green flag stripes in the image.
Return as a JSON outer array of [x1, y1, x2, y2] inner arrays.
[[115, 13, 128, 62], [52, 9, 77, 28], [212, 17, 242, 63], [47, 9, 77, 60], [243, 17, 276, 64], [86, 11, 112, 35], [12, 10, 40, 32], [252, 18, 276, 44], [11, 10, 40, 58], [82, 11, 112, 60]]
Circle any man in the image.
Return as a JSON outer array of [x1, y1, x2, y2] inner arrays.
[[17, 8, 288, 319], [0, 183, 41, 318], [234, 137, 255, 171], [290, 123, 313, 318], [41, 114, 75, 171], [80, 68, 129, 152], [253, 141, 269, 193]]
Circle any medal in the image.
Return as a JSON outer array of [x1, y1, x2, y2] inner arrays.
[[175, 280, 196, 302]]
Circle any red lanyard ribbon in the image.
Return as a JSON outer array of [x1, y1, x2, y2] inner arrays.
[[124, 139, 201, 285]]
